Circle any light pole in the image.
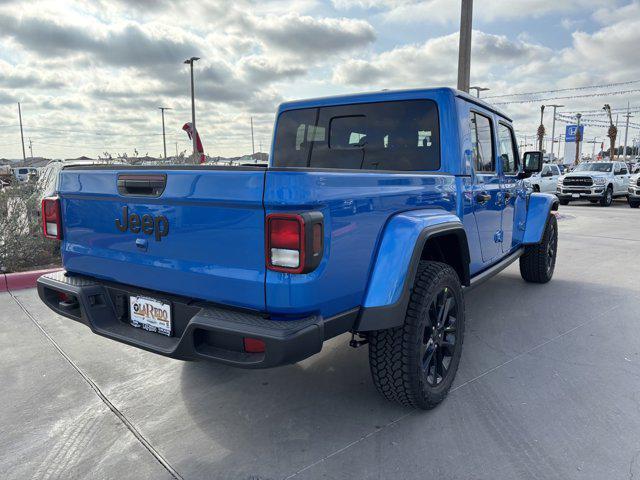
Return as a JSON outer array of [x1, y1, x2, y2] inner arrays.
[[457, 0, 473, 92], [623, 103, 633, 161], [184, 57, 200, 162], [469, 86, 489, 98], [545, 104, 564, 162], [17, 102, 26, 161], [159, 106, 171, 159]]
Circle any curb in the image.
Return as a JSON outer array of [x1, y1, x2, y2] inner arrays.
[[0, 268, 62, 293]]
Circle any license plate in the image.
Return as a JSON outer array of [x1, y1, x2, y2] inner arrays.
[[129, 295, 172, 336], [571, 194, 580, 198]]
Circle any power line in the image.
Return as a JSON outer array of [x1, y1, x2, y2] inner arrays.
[[493, 88, 640, 105], [484, 79, 640, 99]]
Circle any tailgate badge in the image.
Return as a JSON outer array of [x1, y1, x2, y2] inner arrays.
[[116, 206, 169, 241]]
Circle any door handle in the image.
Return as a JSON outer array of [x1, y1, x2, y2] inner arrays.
[[475, 192, 491, 204]]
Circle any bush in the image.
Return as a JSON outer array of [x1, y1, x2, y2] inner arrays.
[[0, 182, 60, 273]]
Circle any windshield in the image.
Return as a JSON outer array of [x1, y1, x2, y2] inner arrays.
[[574, 162, 612, 173]]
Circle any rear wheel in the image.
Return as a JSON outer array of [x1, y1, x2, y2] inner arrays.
[[368, 262, 465, 410], [532, 185, 540, 193], [589, 200, 599, 204], [600, 186, 613, 207], [520, 214, 558, 283]]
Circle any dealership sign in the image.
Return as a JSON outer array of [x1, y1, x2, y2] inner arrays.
[[565, 125, 584, 143]]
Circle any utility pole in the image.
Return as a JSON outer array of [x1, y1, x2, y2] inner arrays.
[[250, 116, 255, 155], [28, 138, 33, 159], [184, 57, 200, 163], [623, 102, 633, 161], [175, 142, 178, 157], [457, 0, 473, 92], [546, 104, 564, 162], [17, 102, 26, 161], [159, 106, 171, 159]]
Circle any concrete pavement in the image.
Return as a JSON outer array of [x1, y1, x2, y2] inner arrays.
[[1, 201, 639, 479]]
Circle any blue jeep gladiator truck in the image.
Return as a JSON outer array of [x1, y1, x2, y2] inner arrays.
[[38, 88, 558, 409]]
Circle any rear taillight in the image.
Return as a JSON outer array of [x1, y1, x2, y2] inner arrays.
[[41, 196, 62, 240], [266, 212, 323, 274]]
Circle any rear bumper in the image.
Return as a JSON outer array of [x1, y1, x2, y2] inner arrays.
[[37, 271, 357, 368]]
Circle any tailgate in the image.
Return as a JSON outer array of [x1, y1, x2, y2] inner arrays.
[[58, 167, 266, 311]]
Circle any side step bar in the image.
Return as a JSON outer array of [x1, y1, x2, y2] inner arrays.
[[465, 248, 524, 292]]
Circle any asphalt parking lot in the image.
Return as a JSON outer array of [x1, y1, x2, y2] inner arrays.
[[1, 199, 639, 480]]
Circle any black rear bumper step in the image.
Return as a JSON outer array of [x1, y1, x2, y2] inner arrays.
[[37, 271, 358, 368]]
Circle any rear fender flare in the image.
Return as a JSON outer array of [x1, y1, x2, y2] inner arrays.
[[522, 193, 559, 245], [356, 210, 469, 332]]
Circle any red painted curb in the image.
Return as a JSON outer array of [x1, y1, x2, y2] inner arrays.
[[0, 273, 7, 292], [2, 268, 63, 292]]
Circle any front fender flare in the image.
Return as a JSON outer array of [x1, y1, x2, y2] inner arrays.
[[522, 193, 559, 245], [355, 210, 469, 332]]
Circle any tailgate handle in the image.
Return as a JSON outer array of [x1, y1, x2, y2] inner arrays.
[[117, 174, 166, 197]]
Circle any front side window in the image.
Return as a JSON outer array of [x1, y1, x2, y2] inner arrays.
[[469, 112, 494, 173], [498, 123, 519, 175], [273, 99, 440, 171]]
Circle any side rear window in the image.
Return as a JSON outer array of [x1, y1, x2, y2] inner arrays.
[[470, 112, 494, 173], [498, 123, 519, 175], [273, 99, 440, 171]]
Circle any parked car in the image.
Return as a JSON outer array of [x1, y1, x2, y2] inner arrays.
[[37, 88, 559, 409], [12, 167, 38, 182], [525, 163, 561, 193], [557, 161, 630, 206], [628, 173, 640, 208]]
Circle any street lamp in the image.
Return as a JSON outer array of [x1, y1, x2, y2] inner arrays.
[[158, 106, 171, 159], [545, 104, 564, 162], [184, 56, 200, 162], [469, 86, 489, 98]]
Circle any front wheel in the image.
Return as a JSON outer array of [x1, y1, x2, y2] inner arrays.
[[600, 186, 613, 207], [520, 213, 558, 283], [630, 200, 640, 208], [368, 262, 465, 410], [559, 198, 570, 206]]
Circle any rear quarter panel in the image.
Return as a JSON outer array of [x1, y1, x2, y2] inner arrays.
[[264, 170, 458, 319]]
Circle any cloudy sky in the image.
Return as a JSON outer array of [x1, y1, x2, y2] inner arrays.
[[0, 0, 639, 160]]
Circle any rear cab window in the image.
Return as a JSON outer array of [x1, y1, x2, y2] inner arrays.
[[273, 99, 440, 171]]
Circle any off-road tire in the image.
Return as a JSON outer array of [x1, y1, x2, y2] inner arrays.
[[368, 262, 465, 410], [520, 214, 558, 283], [559, 199, 570, 206], [600, 186, 613, 207]]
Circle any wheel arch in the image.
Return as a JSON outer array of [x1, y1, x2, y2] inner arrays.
[[355, 211, 470, 332], [522, 193, 558, 245]]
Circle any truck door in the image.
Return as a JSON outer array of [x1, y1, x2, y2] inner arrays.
[[470, 111, 502, 262], [497, 122, 520, 252]]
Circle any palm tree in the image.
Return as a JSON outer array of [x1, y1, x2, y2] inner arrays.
[[603, 104, 617, 160]]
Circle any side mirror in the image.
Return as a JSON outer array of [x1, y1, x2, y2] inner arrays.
[[519, 151, 543, 179]]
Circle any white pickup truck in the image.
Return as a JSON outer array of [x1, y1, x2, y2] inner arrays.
[[628, 173, 640, 208], [525, 163, 562, 193], [557, 161, 630, 207]]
